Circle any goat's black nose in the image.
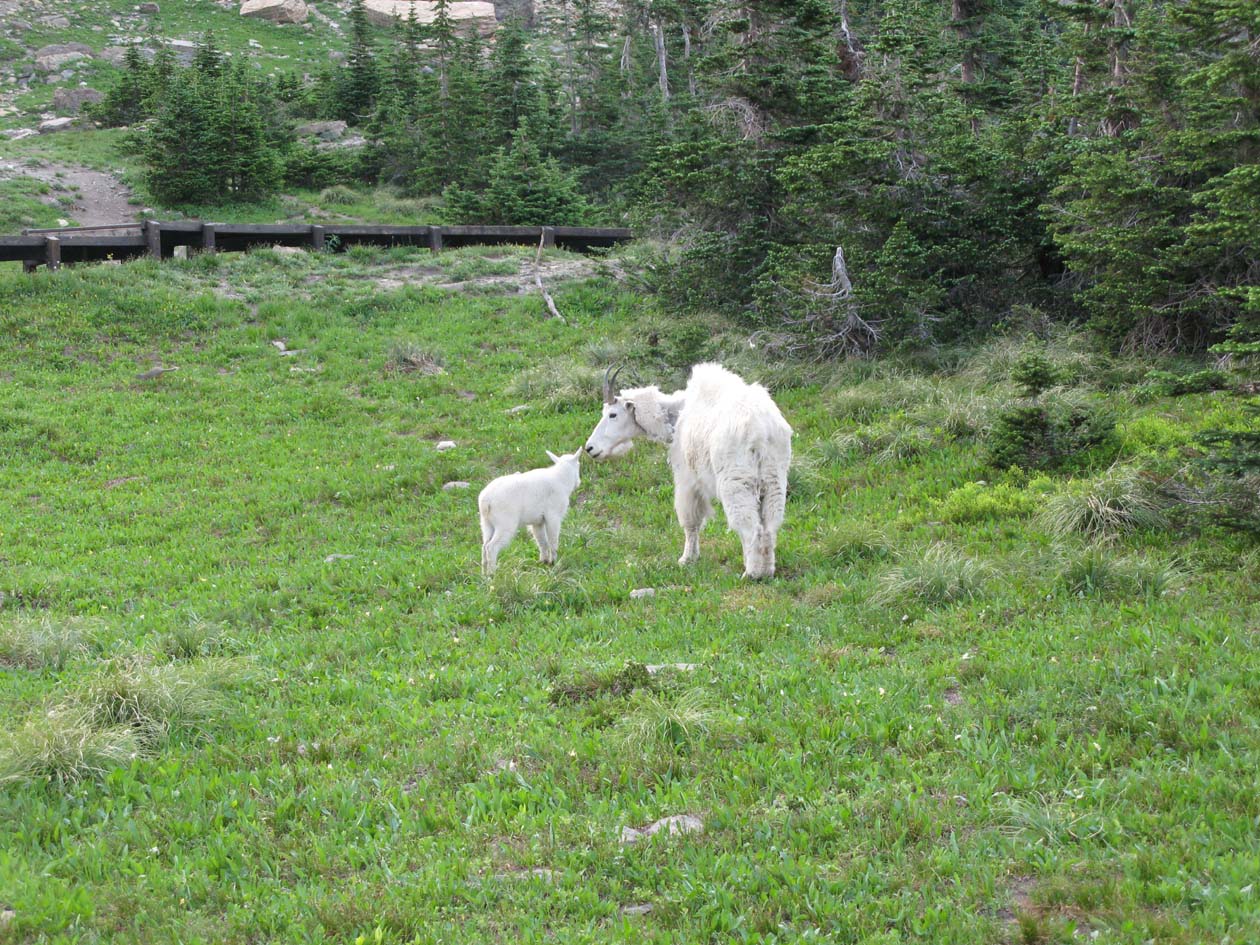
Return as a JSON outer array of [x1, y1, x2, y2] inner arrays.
[[584, 445, 594, 453]]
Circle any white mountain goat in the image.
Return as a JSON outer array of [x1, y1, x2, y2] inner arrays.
[[584, 363, 792, 579], [478, 448, 582, 576]]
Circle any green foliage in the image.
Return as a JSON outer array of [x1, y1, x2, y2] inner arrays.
[[937, 480, 1041, 523], [135, 56, 282, 206], [1011, 350, 1059, 398], [987, 395, 1117, 471], [445, 128, 594, 225], [1198, 399, 1260, 535], [1143, 369, 1230, 396]]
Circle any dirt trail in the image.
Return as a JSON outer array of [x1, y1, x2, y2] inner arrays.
[[0, 160, 138, 228]]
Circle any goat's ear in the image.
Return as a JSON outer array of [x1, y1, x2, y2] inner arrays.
[[573, 446, 584, 459], [546, 450, 561, 464], [623, 399, 635, 415]]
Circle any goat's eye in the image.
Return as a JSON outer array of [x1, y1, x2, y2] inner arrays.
[[609, 413, 617, 419]]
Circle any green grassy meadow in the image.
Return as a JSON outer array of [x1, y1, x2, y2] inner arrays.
[[0, 248, 1258, 943]]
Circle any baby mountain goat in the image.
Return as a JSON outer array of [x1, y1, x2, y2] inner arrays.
[[478, 448, 582, 576]]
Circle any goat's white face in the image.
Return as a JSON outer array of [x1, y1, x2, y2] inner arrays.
[[583, 399, 638, 460]]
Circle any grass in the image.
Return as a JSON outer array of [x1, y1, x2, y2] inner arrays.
[[0, 250, 1257, 942], [0, 178, 77, 233], [0, 615, 92, 670], [1038, 465, 1169, 540]]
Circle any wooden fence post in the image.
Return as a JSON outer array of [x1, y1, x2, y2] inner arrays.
[[310, 225, 325, 251], [541, 226, 555, 249], [201, 223, 217, 252], [145, 221, 162, 260], [45, 236, 61, 271], [428, 225, 443, 253]]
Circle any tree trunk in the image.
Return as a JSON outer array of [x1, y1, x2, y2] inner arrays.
[[653, 20, 670, 102]]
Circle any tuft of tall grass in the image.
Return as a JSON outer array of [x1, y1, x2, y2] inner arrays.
[[0, 712, 141, 785], [64, 657, 249, 742], [159, 618, 229, 660], [1058, 546, 1185, 599], [613, 689, 722, 759], [507, 358, 603, 412], [0, 616, 92, 670], [821, 521, 897, 566], [318, 184, 359, 206], [1038, 466, 1168, 541], [384, 340, 445, 376], [875, 544, 992, 607]]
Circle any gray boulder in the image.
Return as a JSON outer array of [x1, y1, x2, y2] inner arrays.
[[53, 87, 104, 115], [35, 53, 88, 73], [39, 117, 78, 133], [138, 2, 160, 12], [240, 0, 309, 23], [295, 119, 347, 141]]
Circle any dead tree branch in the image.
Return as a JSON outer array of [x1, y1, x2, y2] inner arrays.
[[535, 233, 567, 324]]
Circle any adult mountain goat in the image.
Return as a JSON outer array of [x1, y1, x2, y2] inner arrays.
[[584, 363, 792, 579]]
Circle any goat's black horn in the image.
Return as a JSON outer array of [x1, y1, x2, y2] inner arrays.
[[604, 364, 623, 404]]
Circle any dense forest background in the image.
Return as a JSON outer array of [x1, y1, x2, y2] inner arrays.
[[94, 0, 1258, 358]]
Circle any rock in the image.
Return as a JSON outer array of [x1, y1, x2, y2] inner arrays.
[[362, 0, 497, 37], [248, 38, 262, 48], [173, 246, 188, 260], [620, 904, 654, 917], [36, 43, 95, 58], [442, 481, 470, 491], [324, 553, 355, 563], [35, 53, 88, 73], [620, 814, 704, 845], [240, 0, 309, 24], [138, 2, 160, 12], [53, 87, 104, 115], [645, 663, 697, 675], [1, 128, 38, 140], [39, 14, 71, 28], [492, 0, 534, 25], [38, 117, 77, 133], [315, 134, 367, 151], [436, 440, 456, 452], [629, 587, 655, 600], [166, 40, 199, 63], [295, 119, 347, 141], [507, 404, 530, 414], [10, 19, 32, 32], [0, 909, 13, 929]]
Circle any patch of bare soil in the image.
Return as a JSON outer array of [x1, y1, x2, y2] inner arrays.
[[0, 160, 138, 228]]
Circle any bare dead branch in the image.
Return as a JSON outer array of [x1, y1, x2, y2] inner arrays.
[[535, 233, 567, 324]]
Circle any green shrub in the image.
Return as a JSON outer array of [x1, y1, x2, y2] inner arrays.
[[937, 481, 1039, 523], [986, 395, 1117, 470], [1142, 369, 1230, 396], [1011, 350, 1059, 398]]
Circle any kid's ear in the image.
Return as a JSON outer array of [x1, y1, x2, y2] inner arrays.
[[573, 446, 583, 459], [624, 400, 635, 414], [546, 450, 561, 463]]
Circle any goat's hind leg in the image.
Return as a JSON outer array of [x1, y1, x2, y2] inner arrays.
[[482, 525, 514, 576], [674, 477, 712, 566]]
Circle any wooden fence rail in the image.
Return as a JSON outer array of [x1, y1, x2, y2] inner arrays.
[[0, 221, 632, 270]]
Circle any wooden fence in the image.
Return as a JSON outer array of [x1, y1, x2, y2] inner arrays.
[[0, 222, 633, 270]]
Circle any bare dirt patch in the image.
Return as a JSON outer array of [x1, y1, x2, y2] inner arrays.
[[0, 160, 138, 228]]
